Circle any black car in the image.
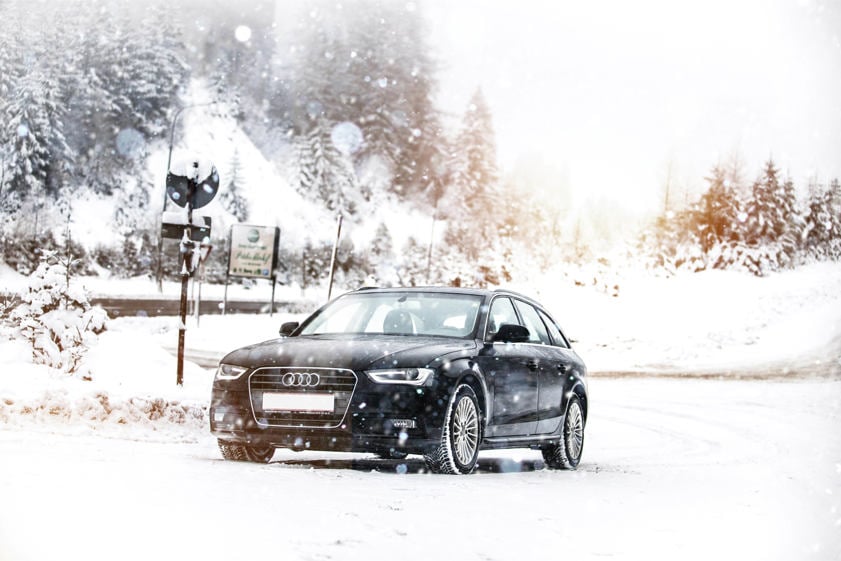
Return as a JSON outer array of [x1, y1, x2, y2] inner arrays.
[[210, 287, 587, 474]]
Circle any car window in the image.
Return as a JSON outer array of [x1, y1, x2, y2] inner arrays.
[[513, 300, 551, 345], [486, 297, 519, 339], [538, 309, 570, 348], [300, 292, 482, 337]]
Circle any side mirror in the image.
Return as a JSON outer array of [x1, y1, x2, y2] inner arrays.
[[493, 323, 530, 343], [279, 321, 299, 337]]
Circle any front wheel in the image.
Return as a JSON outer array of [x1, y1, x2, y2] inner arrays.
[[424, 384, 481, 474], [542, 395, 585, 470], [218, 440, 274, 463]]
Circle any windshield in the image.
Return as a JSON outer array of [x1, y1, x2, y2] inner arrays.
[[299, 292, 483, 338]]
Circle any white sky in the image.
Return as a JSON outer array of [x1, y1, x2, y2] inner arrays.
[[423, 0, 841, 213]]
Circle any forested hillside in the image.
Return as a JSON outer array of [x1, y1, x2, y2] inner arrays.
[[1, 0, 839, 291]]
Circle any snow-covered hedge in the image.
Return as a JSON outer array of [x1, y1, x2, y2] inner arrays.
[[7, 252, 107, 375]]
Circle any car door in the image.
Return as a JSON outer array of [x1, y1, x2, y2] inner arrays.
[[512, 300, 574, 435], [476, 296, 539, 437]]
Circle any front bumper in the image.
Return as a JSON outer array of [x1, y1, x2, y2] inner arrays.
[[209, 369, 448, 455]]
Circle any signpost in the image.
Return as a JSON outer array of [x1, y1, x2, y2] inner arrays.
[[223, 224, 281, 316], [164, 158, 219, 386]]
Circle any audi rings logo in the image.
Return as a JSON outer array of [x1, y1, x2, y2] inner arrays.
[[281, 372, 321, 387]]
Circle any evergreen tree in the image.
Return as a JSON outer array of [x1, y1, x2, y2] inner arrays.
[[369, 221, 397, 285], [440, 88, 503, 284], [695, 165, 741, 253], [803, 182, 831, 257], [280, 0, 442, 203], [449, 88, 499, 213], [743, 160, 795, 248], [396, 236, 430, 287], [804, 179, 841, 260], [3, 67, 72, 201], [831, 179, 841, 259], [295, 118, 362, 214], [219, 149, 250, 223]]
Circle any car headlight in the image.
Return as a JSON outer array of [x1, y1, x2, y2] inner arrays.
[[216, 364, 248, 381], [365, 368, 433, 386]]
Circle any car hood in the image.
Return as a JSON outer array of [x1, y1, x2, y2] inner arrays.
[[221, 334, 477, 371]]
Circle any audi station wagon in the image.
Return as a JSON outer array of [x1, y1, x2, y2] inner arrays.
[[210, 287, 588, 474]]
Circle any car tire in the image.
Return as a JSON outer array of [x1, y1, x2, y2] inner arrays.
[[218, 440, 274, 463], [218, 439, 246, 461], [542, 395, 584, 470], [243, 445, 274, 463], [424, 384, 481, 475]]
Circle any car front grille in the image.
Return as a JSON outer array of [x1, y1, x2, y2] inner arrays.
[[248, 367, 357, 428]]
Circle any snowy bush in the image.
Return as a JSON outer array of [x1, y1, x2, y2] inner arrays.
[[10, 251, 107, 375]]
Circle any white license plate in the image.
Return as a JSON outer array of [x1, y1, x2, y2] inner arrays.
[[262, 392, 334, 413]]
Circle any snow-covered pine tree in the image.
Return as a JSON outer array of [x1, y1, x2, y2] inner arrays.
[[296, 117, 361, 214], [803, 181, 832, 258], [830, 179, 841, 259], [439, 88, 506, 285], [347, 1, 442, 198], [695, 165, 741, 254], [302, 239, 333, 288], [396, 236, 431, 287], [279, 0, 442, 203], [219, 149, 250, 223], [3, 64, 73, 201], [369, 221, 397, 285], [739, 160, 796, 274], [451, 88, 499, 214], [744, 160, 782, 246], [804, 179, 841, 260]]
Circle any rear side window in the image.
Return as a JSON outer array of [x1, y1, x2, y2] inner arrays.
[[513, 300, 551, 345], [538, 309, 570, 348]]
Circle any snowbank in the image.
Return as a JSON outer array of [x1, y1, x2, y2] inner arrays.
[[525, 261, 841, 376], [1, 261, 840, 438]]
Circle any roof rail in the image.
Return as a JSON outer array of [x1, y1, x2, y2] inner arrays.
[[493, 288, 538, 302]]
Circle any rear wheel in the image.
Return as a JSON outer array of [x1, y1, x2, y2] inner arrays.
[[542, 395, 584, 470], [424, 384, 481, 474], [244, 445, 274, 463]]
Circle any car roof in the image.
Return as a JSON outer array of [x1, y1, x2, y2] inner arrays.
[[349, 286, 545, 307], [351, 286, 490, 297]]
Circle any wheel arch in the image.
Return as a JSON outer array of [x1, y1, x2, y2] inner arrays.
[[442, 358, 490, 432], [568, 381, 588, 425]]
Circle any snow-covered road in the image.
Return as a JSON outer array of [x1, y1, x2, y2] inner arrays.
[[2, 377, 839, 561]]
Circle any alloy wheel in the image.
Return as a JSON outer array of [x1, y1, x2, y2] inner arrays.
[[565, 399, 584, 462], [452, 395, 479, 466]]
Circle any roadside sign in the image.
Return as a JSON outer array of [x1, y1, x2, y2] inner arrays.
[[161, 215, 211, 242], [228, 224, 280, 279], [166, 159, 220, 210]]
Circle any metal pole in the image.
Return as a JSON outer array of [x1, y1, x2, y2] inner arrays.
[[223, 226, 232, 316], [176, 265, 188, 386], [176, 169, 197, 387], [426, 195, 439, 285], [326, 214, 343, 301], [270, 275, 276, 317], [195, 265, 203, 327]]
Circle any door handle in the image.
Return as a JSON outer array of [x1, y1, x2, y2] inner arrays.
[[527, 360, 539, 371]]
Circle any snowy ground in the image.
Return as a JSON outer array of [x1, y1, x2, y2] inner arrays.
[[1, 262, 840, 560], [1, 377, 839, 561]]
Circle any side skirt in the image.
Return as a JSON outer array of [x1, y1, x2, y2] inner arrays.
[[480, 435, 560, 451]]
